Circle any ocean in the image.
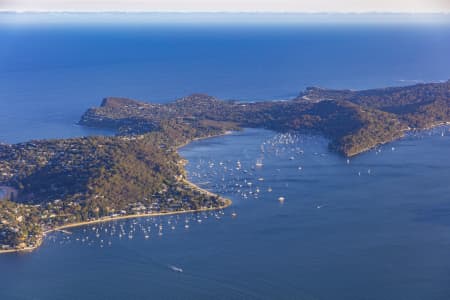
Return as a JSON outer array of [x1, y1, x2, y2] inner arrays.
[[0, 15, 450, 300], [0, 18, 449, 143]]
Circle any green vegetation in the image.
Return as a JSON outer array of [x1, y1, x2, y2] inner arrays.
[[0, 200, 41, 249], [297, 81, 450, 129], [0, 120, 233, 250], [81, 81, 449, 156], [1, 80, 449, 251]]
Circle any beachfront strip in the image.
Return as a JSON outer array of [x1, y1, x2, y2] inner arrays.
[[0, 176, 231, 253], [1, 80, 449, 252]]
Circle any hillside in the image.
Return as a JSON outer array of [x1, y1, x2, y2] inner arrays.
[[81, 81, 450, 156], [1, 80, 448, 252], [0, 120, 233, 251], [297, 80, 450, 129]]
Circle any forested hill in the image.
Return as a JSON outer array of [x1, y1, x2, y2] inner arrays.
[[1, 80, 448, 251], [0, 120, 234, 251], [297, 80, 450, 129], [80, 81, 450, 157]]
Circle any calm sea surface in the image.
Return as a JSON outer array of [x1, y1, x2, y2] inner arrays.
[[0, 21, 449, 143], [0, 20, 450, 300]]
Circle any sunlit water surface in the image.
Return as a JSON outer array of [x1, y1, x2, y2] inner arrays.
[[1, 128, 450, 300]]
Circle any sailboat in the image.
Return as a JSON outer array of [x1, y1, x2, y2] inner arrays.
[[255, 158, 263, 167]]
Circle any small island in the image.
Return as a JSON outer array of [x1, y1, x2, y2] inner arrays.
[[1, 80, 449, 253]]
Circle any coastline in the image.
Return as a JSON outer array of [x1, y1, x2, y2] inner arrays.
[[0, 132, 233, 255], [345, 122, 450, 157], [174, 130, 234, 151], [2, 123, 448, 254], [0, 186, 232, 255]]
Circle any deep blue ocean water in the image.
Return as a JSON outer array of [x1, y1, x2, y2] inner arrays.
[[0, 20, 449, 143], [0, 17, 450, 299]]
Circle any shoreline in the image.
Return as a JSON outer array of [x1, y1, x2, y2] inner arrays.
[[345, 122, 450, 157], [175, 130, 234, 151], [0, 132, 233, 255], [2, 123, 448, 254], [0, 187, 232, 255]]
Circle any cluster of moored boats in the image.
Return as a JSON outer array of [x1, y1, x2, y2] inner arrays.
[[46, 210, 227, 248], [46, 128, 449, 250]]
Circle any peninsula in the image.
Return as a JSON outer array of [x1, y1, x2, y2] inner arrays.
[[1, 80, 449, 252], [81, 80, 450, 156]]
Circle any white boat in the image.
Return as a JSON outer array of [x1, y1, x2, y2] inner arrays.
[[278, 196, 285, 202], [169, 265, 183, 273], [255, 159, 263, 167]]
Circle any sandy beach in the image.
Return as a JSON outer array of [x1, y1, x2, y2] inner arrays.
[[0, 195, 231, 254], [0, 133, 233, 255]]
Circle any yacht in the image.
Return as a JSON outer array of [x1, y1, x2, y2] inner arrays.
[[255, 159, 263, 167]]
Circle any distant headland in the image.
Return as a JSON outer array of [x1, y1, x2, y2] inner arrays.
[[1, 80, 449, 253], [81, 80, 450, 156]]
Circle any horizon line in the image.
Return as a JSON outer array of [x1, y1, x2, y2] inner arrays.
[[2, 11, 448, 25], [1, 11, 449, 14]]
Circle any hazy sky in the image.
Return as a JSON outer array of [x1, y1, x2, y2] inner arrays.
[[1, 0, 449, 13]]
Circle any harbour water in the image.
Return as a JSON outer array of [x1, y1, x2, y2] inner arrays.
[[0, 18, 450, 299], [1, 128, 450, 299]]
